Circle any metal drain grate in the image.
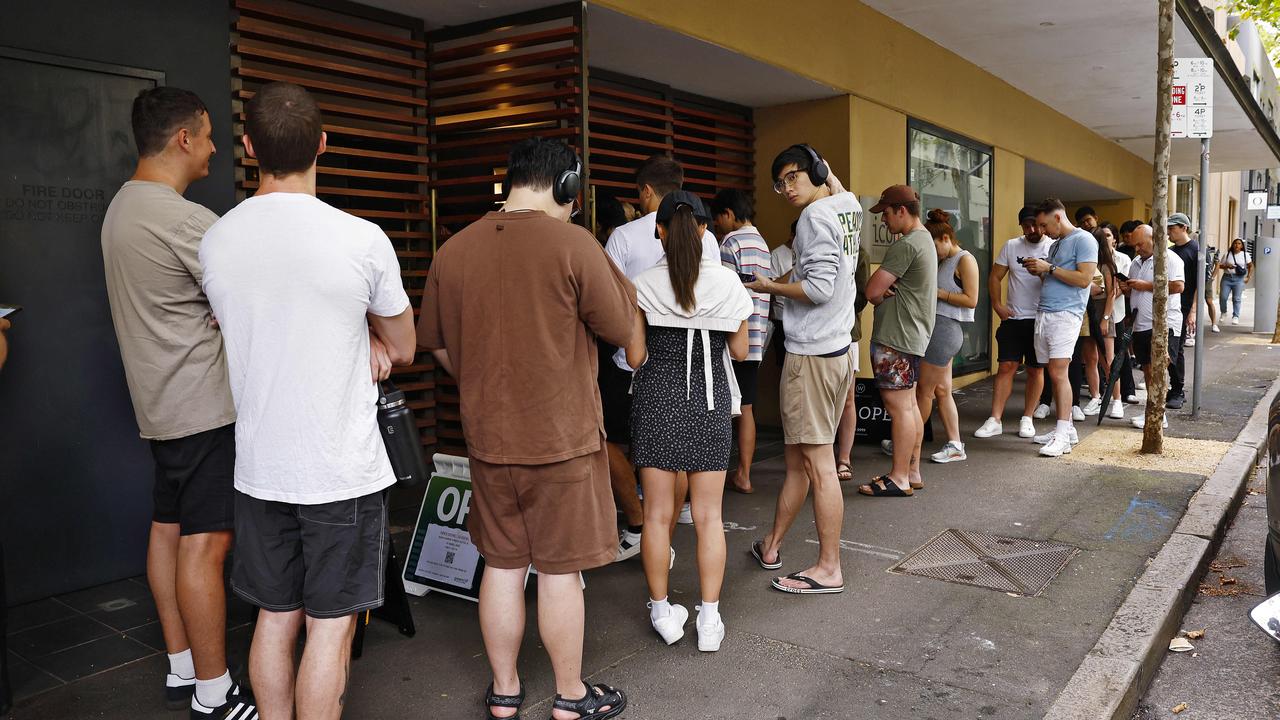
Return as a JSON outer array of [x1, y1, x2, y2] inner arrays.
[[889, 529, 1080, 597]]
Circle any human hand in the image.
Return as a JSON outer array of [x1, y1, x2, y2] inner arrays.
[[369, 332, 392, 382], [994, 304, 1012, 321], [744, 273, 771, 293], [823, 162, 846, 195], [884, 283, 898, 299], [0, 318, 9, 333], [1023, 257, 1050, 277]]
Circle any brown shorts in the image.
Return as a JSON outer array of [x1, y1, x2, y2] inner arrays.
[[468, 445, 617, 575], [780, 350, 854, 446]]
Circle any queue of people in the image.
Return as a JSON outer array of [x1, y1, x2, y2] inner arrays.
[[94, 78, 1217, 720]]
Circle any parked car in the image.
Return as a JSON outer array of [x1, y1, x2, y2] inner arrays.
[[1267, 390, 1280, 594]]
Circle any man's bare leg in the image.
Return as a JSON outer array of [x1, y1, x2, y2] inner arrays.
[[990, 361, 1018, 421], [295, 614, 357, 720], [176, 531, 231, 683], [758, 444, 810, 565], [835, 385, 856, 470], [147, 522, 190, 655], [1024, 367, 1045, 417], [773, 444, 844, 590], [879, 388, 918, 491], [479, 566, 526, 719], [540, 573, 617, 720], [606, 442, 642, 528], [249, 608, 304, 720], [1049, 358, 1073, 423], [730, 405, 757, 493]]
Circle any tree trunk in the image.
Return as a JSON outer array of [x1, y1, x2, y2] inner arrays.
[[1144, 0, 1176, 455]]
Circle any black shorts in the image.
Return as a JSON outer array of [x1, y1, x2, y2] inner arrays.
[[150, 423, 236, 535], [231, 489, 388, 619], [995, 318, 1043, 368], [598, 347, 633, 444], [732, 360, 761, 406], [1133, 329, 1175, 368]]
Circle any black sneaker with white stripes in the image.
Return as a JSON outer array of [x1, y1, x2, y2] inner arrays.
[[165, 673, 196, 710], [190, 684, 257, 720]]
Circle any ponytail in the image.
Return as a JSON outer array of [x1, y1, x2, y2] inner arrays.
[[663, 205, 702, 312]]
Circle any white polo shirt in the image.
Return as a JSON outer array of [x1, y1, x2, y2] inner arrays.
[[1130, 248, 1185, 336]]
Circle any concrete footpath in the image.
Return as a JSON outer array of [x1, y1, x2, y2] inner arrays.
[[8, 320, 1278, 720]]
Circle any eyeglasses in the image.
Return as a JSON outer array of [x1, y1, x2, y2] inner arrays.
[[772, 169, 804, 194]]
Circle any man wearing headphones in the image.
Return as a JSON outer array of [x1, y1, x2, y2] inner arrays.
[[746, 144, 861, 595], [418, 137, 634, 720]]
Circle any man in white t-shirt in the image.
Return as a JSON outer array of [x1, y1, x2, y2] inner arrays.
[[601, 155, 719, 562], [200, 83, 416, 719], [1121, 224, 1183, 430], [975, 205, 1054, 440]]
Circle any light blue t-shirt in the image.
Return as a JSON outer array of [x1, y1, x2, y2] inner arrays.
[[1038, 227, 1098, 315]]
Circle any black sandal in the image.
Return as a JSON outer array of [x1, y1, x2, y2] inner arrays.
[[484, 681, 524, 720], [549, 681, 627, 719], [857, 475, 913, 497]]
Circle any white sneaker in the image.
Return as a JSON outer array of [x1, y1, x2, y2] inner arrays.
[[1185, 337, 1196, 347], [615, 530, 641, 562], [649, 602, 689, 645], [880, 439, 894, 456], [1082, 397, 1103, 416], [1131, 415, 1168, 429], [1039, 434, 1074, 457], [1032, 403, 1051, 419], [1018, 417, 1037, 438], [677, 502, 693, 525], [1125, 394, 1139, 404], [1232, 316, 1240, 325], [974, 417, 1003, 438], [1137, 379, 1146, 390], [1071, 406, 1086, 422], [695, 607, 725, 652], [930, 441, 967, 463], [1107, 400, 1125, 419], [1033, 427, 1078, 445], [1211, 324, 1220, 333]]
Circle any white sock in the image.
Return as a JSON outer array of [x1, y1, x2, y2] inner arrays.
[[1020, 416, 1032, 423], [167, 649, 194, 681], [621, 529, 641, 543], [649, 597, 671, 620], [1056, 420, 1073, 436], [699, 600, 720, 625], [194, 670, 233, 710]]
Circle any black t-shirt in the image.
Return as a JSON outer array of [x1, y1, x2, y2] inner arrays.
[[1170, 240, 1200, 310]]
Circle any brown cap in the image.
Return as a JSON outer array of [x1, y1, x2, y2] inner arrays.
[[869, 184, 920, 214]]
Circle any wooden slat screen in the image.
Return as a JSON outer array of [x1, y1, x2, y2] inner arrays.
[[426, 3, 586, 456], [585, 70, 754, 209], [230, 0, 437, 451]]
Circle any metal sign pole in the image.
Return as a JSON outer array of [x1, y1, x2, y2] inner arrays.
[[1192, 137, 1209, 418]]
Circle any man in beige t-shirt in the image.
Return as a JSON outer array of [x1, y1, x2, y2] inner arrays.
[[100, 87, 252, 718]]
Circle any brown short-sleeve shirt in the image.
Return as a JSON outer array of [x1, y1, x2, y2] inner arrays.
[[417, 210, 636, 465], [101, 181, 235, 440]]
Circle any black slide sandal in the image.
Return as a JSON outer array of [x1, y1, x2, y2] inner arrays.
[[857, 475, 913, 497], [484, 681, 524, 720], [549, 681, 627, 719], [751, 539, 782, 570]]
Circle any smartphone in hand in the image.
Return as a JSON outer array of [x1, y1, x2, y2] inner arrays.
[[0, 304, 21, 320]]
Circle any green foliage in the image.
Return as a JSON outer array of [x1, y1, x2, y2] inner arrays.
[[1223, 0, 1280, 64]]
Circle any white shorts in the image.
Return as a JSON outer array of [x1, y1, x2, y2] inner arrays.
[[1034, 310, 1083, 364]]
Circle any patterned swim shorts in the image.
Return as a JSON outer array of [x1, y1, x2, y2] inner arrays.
[[870, 343, 921, 391]]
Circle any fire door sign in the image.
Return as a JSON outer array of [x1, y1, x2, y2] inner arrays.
[[1172, 57, 1213, 138]]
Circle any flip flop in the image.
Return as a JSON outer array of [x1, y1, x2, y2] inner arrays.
[[771, 572, 844, 594], [857, 475, 914, 497], [728, 481, 755, 495], [751, 540, 782, 570], [836, 462, 853, 482]]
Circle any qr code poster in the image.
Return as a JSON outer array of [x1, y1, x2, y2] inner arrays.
[[403, 455, 486, 602]]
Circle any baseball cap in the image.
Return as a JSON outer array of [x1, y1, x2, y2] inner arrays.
[[1018, 205, 1037, 223], [654, 190, 710, 238], [1168, 212, 1192, 228], [869, 184, 920, 214]]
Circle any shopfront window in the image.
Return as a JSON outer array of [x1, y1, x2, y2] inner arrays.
[[908, 121, 992, 375]]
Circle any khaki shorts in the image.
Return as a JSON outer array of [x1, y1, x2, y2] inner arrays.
[[780, 350, 854, 446], [468, 445, 616, 575]]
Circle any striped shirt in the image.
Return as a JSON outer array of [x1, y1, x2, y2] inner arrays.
[[719, 227, 772, 361]]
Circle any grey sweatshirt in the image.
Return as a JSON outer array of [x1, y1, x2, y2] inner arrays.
[[784, 191, 862, 355]]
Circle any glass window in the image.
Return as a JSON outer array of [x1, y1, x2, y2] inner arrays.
[[908, 121, 993, 375]]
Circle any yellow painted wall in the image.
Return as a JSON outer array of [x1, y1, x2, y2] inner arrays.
[[595, 0, 1154, 204]]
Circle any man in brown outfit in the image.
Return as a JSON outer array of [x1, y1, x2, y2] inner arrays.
[[417, 137, 634, 720]]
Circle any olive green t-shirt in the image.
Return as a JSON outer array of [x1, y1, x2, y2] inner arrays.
[[871, 227, 938, 356]]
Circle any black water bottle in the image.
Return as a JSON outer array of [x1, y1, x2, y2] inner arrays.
[[377, 381, 428, 486]]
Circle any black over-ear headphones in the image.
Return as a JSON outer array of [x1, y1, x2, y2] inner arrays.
[[553, 156, 583, 206], [792, 143, 828, 186]]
